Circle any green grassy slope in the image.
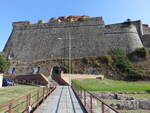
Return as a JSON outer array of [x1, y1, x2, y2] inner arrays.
[[0, 84, 39, 105], [72, 78, 150, 92]]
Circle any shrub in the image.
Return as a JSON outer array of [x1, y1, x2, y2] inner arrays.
[[97, 55, 112, 64], [108, 48, 146, 81], [81, 57, 89, 64], [87, 57, 95, 62], [129, 47, 148, 60], [125, 69, 145, 81], [0, 55, 10, 73], [113, 55, 132, 72], [108, 48, 125, 56], [63, 63, 77, 73], [112, 54, 146, 81], [108, 48, 131, 72]]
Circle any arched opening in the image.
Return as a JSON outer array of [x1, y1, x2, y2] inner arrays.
[[33, 66, 40, 74], [7, 68, 15, 74], [52, 66, 61, 75], [51, 66, 68, 85]]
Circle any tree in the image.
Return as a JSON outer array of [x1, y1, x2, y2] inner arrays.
[[0, 55, 10, 73]]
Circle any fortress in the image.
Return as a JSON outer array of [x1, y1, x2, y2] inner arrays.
[[3, 16, 150, 63]]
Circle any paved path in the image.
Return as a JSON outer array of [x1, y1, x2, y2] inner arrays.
[[34, 86, 87, 113]]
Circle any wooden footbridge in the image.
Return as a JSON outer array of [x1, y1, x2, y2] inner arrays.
[[34, 86, 87, 113], [34, 85, 119, 113]]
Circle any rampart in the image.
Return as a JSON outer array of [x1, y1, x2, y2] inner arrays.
[[104, 23, 143, 52], [141, 24, 150, 50], [3, 16, 145, 62]]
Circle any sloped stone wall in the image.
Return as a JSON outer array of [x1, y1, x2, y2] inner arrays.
[[104, 24, 143, 53], [3, 17, 105, 62], [3, 17, 143, 62]]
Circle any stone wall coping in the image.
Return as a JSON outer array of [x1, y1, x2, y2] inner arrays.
[[12, 16, 104, 29]]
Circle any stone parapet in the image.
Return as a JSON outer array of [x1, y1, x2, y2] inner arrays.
[[12, 17, 104, 30]]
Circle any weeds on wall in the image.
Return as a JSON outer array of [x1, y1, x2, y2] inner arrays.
[[0, 55, 10, 73]]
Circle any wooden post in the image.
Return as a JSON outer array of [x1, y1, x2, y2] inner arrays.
[[26, 95, 29, 113], [81, 89, 82, 101], [101, 102, 104, 113], [49, 88, 51, 93], [37, 90, 39, 101], [43, 87, 45, 99], [84, 91, 86, 107], [8, 103, 12, 113], [47, 88, 49, 95], [28, 93, 31, 106], [90, 95, 92, 113]]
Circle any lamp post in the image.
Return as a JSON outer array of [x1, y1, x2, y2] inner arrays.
[[68, 32, 71, 74], [68, 32, 71, 85], [58, 32, 71, 85]]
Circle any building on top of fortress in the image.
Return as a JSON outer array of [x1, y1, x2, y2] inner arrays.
[[3, 16, 150, 62]]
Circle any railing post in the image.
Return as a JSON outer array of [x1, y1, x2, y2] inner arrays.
[[47, 88, 49, 95], [28, 93, 31, 106], [49, 88, 51, 93], [78, 89, 79, 96], [37, 90, 39, 101], [81, 89, 82, 101], [26, 95, 29, 113], [101, 102, 104, 113], [50, 88, 52, 93], [8, 103, 12, 113], [43, 87, 45, 99], [90, 94, 93, 113], [48, 88, 50, 95], [80, 88, 82, 99], [84, 91, 86, 107]]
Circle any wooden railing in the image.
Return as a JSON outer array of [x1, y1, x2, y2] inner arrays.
[[0, 87, 56, 113], [72, 83, 119, 113]]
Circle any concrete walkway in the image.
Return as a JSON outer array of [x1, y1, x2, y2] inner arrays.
[[34, 86, 87, 113]]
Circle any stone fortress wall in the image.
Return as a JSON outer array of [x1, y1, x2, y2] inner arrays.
[[3, 16, 147, 63], [9, 60, 61, 76], [104, 22, 143, 53], [3, 16, 105, 62], [141, 24, 150, 50]]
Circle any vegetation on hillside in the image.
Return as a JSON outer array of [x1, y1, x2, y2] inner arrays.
[[128, 47, 148, 61], [108, 48, 147, 81], [12, 47, 149, 81], [67, 47, 149, 81], [0, 55, 10, 73]]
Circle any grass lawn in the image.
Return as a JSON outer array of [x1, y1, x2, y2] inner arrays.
[[0, 84, 40, 105], [72, 78, 150, 92]]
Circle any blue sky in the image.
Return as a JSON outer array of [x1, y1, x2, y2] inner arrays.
[[0, 0, 150, 51]]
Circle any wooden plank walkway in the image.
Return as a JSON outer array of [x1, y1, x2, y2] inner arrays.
[[34, 86, 87, 113]]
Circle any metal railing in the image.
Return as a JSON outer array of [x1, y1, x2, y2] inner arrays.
[[0, 86, 56, 113], [72, 83, 119, 113]]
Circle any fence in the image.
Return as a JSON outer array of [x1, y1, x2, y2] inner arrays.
[[0, 87, 56, 113], [72, 83, 119, 113]]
